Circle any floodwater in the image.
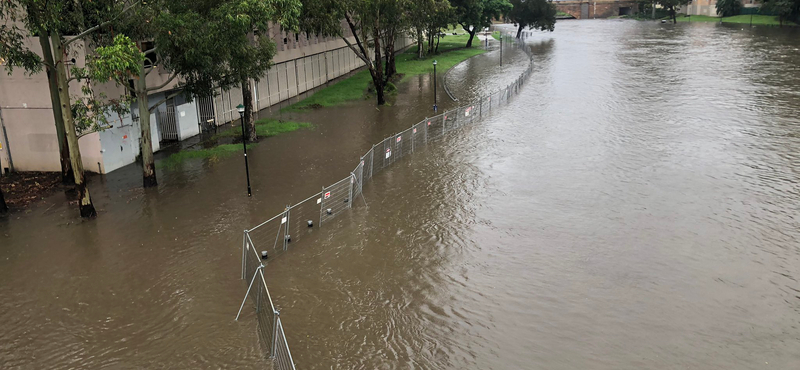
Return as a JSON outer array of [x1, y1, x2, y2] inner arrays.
[[1, 20, 799, 369]]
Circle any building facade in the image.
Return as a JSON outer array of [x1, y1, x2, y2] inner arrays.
[[0, 22, 410, 175]]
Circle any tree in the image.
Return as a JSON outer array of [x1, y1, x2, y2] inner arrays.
[[657, 0, 689, 23], [508, 0, 556, 39], [762, 0, 800, 26], [715, 0, 741, 17], [301, 0, 394, 105], [452, 0, 512, 47], [2, 0, 142, 218]]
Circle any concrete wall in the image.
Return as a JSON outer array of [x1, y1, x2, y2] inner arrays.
[[555, 0, 639, 19]]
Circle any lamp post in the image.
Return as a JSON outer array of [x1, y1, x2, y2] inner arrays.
[[432, 60, 438, 112], [500, 34, 503, 66], [236, 104, 252, 197]]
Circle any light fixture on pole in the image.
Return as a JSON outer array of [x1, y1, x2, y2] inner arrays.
[[236, 104, 252, 197], [432, 60, 438, 112]]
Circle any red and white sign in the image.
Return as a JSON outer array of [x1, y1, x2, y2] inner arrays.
[[427, 121, 431, 126], [396, 136, 402, 143], [385, 148, 392, 159], [324, 191, 331, 199], [413, 128, 417, 134]]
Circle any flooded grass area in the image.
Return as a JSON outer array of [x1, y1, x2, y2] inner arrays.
[[159, 118, 311, 168], [285, 34, 487, 111], [211, 118, 313, 140], [158, 143, 257, 169], [676, 14, 798, 26]]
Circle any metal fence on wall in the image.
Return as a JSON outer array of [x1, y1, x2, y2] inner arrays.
[[239, 32, 532, 370]]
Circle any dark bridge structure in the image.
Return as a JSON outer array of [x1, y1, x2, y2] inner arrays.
[[554, 0, 639, 19]]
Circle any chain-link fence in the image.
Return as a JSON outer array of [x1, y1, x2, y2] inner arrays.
[[239, 34, 534, 370]]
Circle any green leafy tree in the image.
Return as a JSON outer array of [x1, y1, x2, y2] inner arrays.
[[2, 0, 143, 217], [508, 0, 556, 38], [715, 0, 741, 17], [452, 0, 512, 47], [301, 0, 396, 105], [657, 0, 689, 23], [762, 0, 800, 26]]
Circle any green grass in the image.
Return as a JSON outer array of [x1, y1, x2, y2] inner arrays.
[[159, 118, 310, 168], [285, 33, 487, 111], [675, 14, 797, 26], [492, 31, 501, 41], [211, 118, 312, 140], [158, 143, 256, 169]]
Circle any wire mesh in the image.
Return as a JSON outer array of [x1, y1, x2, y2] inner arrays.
[[273, 317, 297, 370], [320, 176, 353, 225], [289, 193, 323, 247]]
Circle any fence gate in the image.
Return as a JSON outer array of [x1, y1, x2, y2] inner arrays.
[[156, 99, 179, 142], [196, 95, 217, 132]]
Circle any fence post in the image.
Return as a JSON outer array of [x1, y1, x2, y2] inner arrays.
[[283, 207, 290, 251], [479, 97, 483, 118], [319, 186, 325, 227], [241, 230, 248, 279], [348, 172, 354, 209], [271, 310, 279, 358], [369, 145, 375, 180]]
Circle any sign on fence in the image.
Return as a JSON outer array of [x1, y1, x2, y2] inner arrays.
[[385, 148, 392, 159], [324, 192, 331, 199]]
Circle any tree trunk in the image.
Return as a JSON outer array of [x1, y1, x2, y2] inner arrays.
[[0, 185, 7, 215], [466, 27, 477, 48], [384, 28, 397, 81], [516, 25, 523, 39], [670, 7, 677, 23], [241, 80, 257, 142], [372, 25, 386, 106], [417, 28, 424, 59], [52, 33, 96, 218], [136, 60, 158, 188], [39, 35, 74, 185], [435, 34, 441, 53]]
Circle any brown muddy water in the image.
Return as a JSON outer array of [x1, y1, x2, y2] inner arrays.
[[2, 20, 800, 369]]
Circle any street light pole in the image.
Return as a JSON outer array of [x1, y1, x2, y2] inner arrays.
[[500, 34, 503, 66], [432, 60, 438, 112], [236, 104, 252, 197]]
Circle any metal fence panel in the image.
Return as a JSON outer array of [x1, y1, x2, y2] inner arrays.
[[273, 317, 297, 370], [320, 177, 353, 225], [289, 193, 322, 247]]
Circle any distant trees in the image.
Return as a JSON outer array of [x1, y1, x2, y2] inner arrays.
[[715, 0, 741, 17], [762, 0, 800, 26], [452, 0, 513, 47], [657, 0, 689, 23], [508, 0, 556, 38], [409, 0, 455, 57]]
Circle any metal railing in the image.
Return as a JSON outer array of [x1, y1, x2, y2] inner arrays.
[[239, 32, 533, 370]]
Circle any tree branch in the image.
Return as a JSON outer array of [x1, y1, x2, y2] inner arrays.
[[145, 73, 178, 93], [148, 91, 182, 113], [64, 0, 142, 47]]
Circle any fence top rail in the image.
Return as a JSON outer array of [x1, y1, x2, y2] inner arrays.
[[248, 211, 286, 233], [290, 192, 323, 210]]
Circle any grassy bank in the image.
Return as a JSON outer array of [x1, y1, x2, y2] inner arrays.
[[158, 143, 257, 169], [675, 14, 798, 26], [211, 118, 312, 140], [285, 33, 487, 111], [159, 118, 311, 168]]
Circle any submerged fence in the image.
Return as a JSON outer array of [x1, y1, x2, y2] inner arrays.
[[239, 31, 532, 370]]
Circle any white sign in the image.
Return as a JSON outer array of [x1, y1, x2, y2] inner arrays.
[[281, 217, 287, 224], [324, 192, 331, 199], [317, 198, 321, 204], [396, 136, 402, 143], [385, 148, 392, 159]]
